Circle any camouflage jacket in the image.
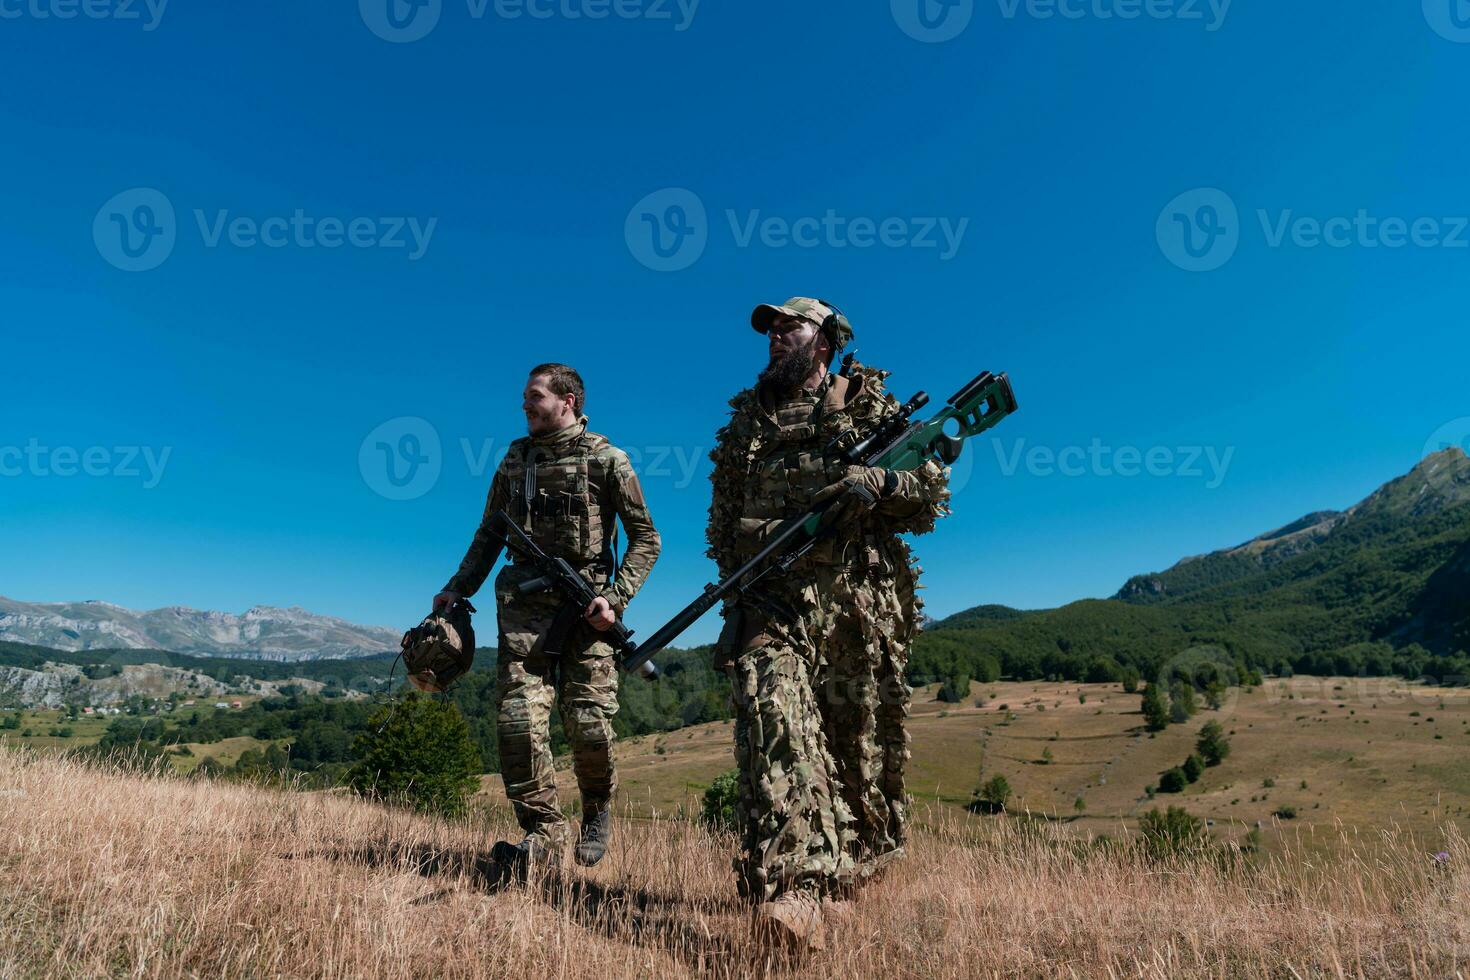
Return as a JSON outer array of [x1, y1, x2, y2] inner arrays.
[[706, 362, 950, 579], [444, 417, 661, 612]]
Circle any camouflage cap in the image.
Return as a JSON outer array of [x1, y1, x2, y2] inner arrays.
[[751, 297, 854, 351]]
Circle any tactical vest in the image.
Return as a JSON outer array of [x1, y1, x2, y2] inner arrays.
[[738, 382, 865, 567], [501, 424, 618, 572]]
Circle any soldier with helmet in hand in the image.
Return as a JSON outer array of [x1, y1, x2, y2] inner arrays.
[[435, 363, 661, 879]]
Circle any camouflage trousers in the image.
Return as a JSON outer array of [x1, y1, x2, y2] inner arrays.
[[495, 565, 619, 850], [724, 560, 916, 902]]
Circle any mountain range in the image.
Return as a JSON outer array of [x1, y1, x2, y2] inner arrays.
[[913, 448, 1470, 683], [0, 599, 399, 661]]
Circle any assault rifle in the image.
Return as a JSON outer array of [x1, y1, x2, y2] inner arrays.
[[621, 370, 1018, 675], [490, 510, 659, 680]]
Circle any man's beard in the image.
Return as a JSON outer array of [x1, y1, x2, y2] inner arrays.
[[758, 343, 816, 392]]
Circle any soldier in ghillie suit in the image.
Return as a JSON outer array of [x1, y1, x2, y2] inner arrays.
[[706, 298, 949, 944], [435, 363, 660, 877]]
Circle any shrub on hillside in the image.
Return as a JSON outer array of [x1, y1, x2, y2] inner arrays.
[[347, 696, 480, 818], [700, 769, 740, 833], [1196, 720, 1230, 766], [1142, 684, 1170, 732], [1138, 805, 1210, 860], [1158, 767, 1188, 793], [970, 774, 1012, 814]]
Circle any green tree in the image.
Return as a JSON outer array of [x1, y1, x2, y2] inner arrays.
[[1196, 720, 1231, 766], [972, 774, 1012, 814], [1182, 753, 1204, 783], [1158, 767, 1188, 793], [1121, 667, 1141, 695], [937, 668, 970, 704], [1169, 681, 1198, 723], [1205, 680, 1226, 710], [347, 696, 481, 818], [1142, 684, 1170, 731], [700, 769, 740, 833], [1138, 806, 1209, 859]]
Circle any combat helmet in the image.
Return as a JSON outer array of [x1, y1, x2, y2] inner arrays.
[[400, 599, 476, 693]]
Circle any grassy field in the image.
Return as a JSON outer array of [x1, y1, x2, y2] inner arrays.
[[480, 676, 1470, 852], [2, 743, 1466, 978], [1, 705, 276, 773], [0, 709, 112, 749], [22, 675, 1470, 850]]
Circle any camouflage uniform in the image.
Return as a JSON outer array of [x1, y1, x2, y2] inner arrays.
[[707, 364, 948, 902], [445, 415, 660, 850]]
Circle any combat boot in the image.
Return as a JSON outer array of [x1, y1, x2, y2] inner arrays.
[[754, 890, 827, 951], [490, 836, 558, 885], [574, 808, 611, 867]]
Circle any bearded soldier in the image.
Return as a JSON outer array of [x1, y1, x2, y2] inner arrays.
[[435, 363, 660, 877], [706, 298, 949, 943]]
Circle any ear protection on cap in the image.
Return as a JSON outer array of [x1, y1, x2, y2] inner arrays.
[[816, 298, 850, 350]]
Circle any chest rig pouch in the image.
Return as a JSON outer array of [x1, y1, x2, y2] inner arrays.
[[503, 431, 616, 578], [740, 386, 857, 567]]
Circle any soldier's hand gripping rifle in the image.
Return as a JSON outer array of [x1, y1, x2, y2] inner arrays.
[[490, 509, 660, 680], [622, 371, 1018, 675]]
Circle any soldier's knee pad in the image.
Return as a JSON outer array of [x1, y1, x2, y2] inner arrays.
[[567, 705, 612, 745], [498, 701, 535, 741]]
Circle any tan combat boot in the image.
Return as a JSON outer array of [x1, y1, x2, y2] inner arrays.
[[755, 890, 827, 951]]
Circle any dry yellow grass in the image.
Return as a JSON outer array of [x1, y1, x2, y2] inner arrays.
[[2, 746, 1468, 978]]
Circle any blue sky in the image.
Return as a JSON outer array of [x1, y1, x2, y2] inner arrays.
[[2, 1, 1468, 645]]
